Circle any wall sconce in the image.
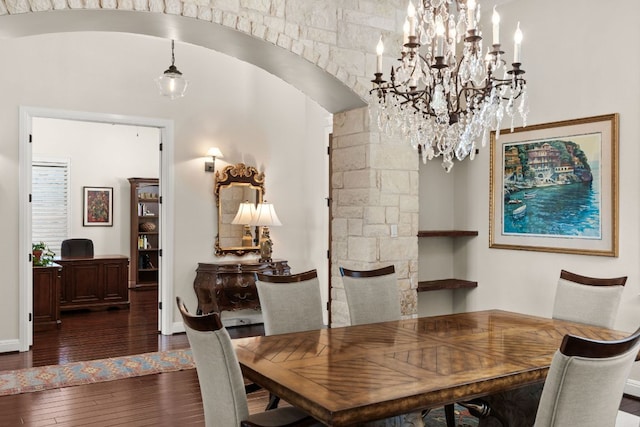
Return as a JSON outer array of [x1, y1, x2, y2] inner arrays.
[[249, 201, 282, 262], [231, 201, 256, 247], [205, 147, 224, 172]]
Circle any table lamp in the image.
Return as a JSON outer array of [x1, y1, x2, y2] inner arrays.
[[231, 201, 256, 247], [249, 201, 281, 262]]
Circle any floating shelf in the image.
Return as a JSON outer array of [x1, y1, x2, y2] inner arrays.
[[417, 230, 478, 237], [417, 279, 478, 292]]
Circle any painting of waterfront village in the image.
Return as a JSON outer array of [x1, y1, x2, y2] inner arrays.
[[490, 114, 618, 257], [502, 133, 601, 238]]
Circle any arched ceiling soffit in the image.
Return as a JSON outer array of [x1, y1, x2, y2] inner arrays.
[[0, 9, 366, 114]]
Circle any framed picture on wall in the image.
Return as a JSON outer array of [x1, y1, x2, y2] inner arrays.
[[489, 113, 619, 257], [83, 186, 114, 227]]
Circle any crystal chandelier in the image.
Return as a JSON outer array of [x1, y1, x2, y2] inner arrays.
[[370, 0, 529, 172]]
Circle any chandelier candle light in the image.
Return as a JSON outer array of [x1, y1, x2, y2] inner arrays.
[[370, 0, 529, 172]]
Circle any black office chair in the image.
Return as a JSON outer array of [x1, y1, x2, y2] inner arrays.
[[61, 238, 94, 257]]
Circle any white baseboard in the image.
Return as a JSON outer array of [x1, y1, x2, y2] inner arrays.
[[625, 379, 640, 398], [0, 339, 22, 354]]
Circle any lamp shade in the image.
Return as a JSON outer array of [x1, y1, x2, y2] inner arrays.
[[206, 147, 224, 159], [249, 202, 282, 227], [156, 67, 188, 100], [231, 202, 256, 225]]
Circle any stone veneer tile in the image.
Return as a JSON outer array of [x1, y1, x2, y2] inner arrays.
[[362, 224, 390, 237], [182, 2, 197, 17], [347, 236, 377, 261], [364, 206, 385, 224], [133, 0, 147, 10], [347, 218, 363, 236], [29, 0, 52, 10], [333, 107, 367, 137], [197, 6, 213, 20], [211, 0, 239, 12], [342, 169, 376, 189], [118, 0, 133, 9], [240, 0, 268, 13], [148, 0, 163, 12], [385, 206, 400, 224], [332, 145, 366, 172], [380, 170, 411, 195]]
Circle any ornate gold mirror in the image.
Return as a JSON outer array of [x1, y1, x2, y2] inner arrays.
[[215, 163, 264, 256]]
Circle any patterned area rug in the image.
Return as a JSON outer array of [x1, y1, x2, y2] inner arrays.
[[0, 348, 194, 396], [423, 405, 479, 426]]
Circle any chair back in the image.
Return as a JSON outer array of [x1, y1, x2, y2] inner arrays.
[[255, 270, 324, 336], [176, 297, 249, 426], [552, 269, 626, 329], [61, 238, 94, 258], [339, 265, 401, 326], [534, 326, 640, 427]]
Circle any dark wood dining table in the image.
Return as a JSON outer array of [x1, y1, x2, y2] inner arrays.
[[234, 309, 633, 426]]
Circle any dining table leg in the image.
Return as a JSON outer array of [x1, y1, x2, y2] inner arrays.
[[476, 383, 544, 427]]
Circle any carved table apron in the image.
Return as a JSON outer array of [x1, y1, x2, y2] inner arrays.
[[193, 259, 290, 315]]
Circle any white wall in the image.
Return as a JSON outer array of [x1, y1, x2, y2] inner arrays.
[[33, 118, 160, 258], [418, 0, 640, 381], [0, 32, 331, 348]]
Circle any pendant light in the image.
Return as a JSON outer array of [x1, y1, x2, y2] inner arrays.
[[156, 39, 188, 100]]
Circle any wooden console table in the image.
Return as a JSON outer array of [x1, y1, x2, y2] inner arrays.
[[193, 259, 290, 315], [55, 255, 130, 311], [33, 263, 62, 331]]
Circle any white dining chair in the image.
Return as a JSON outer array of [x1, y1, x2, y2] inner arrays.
[[533, 326, 640, 426], [339, 265, 401, 326], [255, 269, 324, 336], [255, 269, 325, 410], [176, 297, 319, 427], [553, 269, 627, 329]]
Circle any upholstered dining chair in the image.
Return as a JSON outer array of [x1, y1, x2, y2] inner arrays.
[[533, 326, 640, 426], [553, 269, 627, 329], [176, 297, 318, 427], [255, 269, 325, 410], [61, 238, 94, 258], [255, 269, 324, 336], [339, 265, 401, 326]]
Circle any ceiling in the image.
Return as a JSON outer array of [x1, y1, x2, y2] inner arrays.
[[0, 9, 366, 114]]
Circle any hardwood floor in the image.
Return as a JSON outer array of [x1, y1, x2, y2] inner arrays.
[[0, 289, 638, 425]]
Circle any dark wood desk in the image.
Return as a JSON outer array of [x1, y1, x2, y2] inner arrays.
[[234, 310, 632, 426], [193, 259, 289, 314], [55, 255, 129, 311], [33, 263, 62, 331]]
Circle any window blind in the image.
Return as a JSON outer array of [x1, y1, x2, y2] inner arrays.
[[32, 159, 70, 256]]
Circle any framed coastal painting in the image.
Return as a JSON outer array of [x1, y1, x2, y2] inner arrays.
[[83, 186, 113, 227], [489, 114, 619, 257]]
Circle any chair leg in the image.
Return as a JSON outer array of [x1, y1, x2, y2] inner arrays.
[[459, 399, 508, 427], [266, 393, 280, 410], [444, 403, 456, 427]]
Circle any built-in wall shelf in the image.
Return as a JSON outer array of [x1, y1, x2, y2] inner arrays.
[[417, 230, 478, 237], [417, 230, 479, 292], [417, 279, 478, 292]]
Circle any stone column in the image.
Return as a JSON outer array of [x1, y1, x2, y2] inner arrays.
[[330, 106, 419, 327]]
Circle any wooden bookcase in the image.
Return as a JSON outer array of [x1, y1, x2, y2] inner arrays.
[[128, 178, 160, 289]]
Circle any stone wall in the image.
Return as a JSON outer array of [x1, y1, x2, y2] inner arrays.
[[331, 107, 418, 327]]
